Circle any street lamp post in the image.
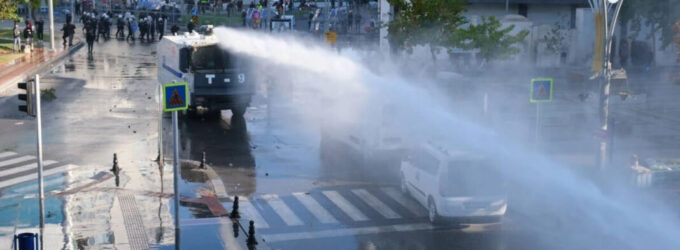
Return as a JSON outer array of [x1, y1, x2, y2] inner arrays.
[[599, 0, 624, 170], [48, 0, 55, 50]]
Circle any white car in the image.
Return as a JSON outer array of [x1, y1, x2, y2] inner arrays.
[[400, 144, 507, 224]]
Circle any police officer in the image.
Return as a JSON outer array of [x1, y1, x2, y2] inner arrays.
[[147, 14, 154, 41], [157, 15, 166, 40], [139, 16, 147, 41], [116, 15, 124, 39], [85, 20, 96, 53], [126, 16, 135, 41]]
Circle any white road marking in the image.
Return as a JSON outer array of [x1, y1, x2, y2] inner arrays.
[[260, 194, 304, 226], [0, 156, 35, 168], [321, 190, 368, 221], [380, 187, 427, 217], [0, 165, 72, 189], [12, 177, 66, 193], [352, 189, 401, 219], [263, 223, 435, 243], [0, 160, 58, 178], [293, 192, 338, 224], [238, 201, 270, 229], [0, 152, 17, 159]]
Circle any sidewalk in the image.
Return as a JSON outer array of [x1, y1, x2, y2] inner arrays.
[[0, 39, 83, 93]]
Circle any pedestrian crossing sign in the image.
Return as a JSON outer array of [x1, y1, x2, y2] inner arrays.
[[530, 78, 553, 103], [163, 82, 189, 112]]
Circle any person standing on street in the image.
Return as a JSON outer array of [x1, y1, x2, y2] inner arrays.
[[35, 17, 44, 42], [86, 22, 96, 53], [13, 22, 21, 53], [116, 15, 124, 39], [126, 17, 134, 41], [23, 21, 33, 52], [67, 21, 76, 46], [149, 15, 156, 42], [139, 17, 147, 42], [157, 15, 165, 40], [60, 23, 69, 46]]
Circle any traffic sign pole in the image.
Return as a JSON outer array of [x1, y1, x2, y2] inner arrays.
[[158, 84, 163, 167], [535, 103, 541, 147], [35, 75, 45, 250], [530, 78, 552, 148], [162, 82, 188, 250], [172, 110, 180, 250]]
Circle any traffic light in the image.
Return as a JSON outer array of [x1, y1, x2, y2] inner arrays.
[[17, 80, 36, 117]]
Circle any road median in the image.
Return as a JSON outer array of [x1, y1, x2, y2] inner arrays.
[[0, 40, 84, 93]]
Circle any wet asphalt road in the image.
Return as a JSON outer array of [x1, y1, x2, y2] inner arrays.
[[0, 34, 679, 250], [0, 36, 528, 249]]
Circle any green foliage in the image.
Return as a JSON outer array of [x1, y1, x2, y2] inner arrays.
[[454, 16, 529, 63], [41, 88, 57, 101], [0, 0, 20, 21], [620, 0, 680, 49], [386, 0, 467, 54]]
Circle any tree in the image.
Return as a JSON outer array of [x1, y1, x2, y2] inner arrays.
[[620, 0, 680, 50], [0, 0, 20, 21], [386, 0, 467, 61], [544, 23, 567, 55], [454, 16, 529, 65]]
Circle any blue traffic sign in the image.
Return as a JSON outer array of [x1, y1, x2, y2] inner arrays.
[[163, 82, 189, 112], [530, 78, 553, 103]]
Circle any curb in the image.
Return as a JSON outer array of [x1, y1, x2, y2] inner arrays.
[[178, 159, 229, 198], [0, 41, 85, 93]]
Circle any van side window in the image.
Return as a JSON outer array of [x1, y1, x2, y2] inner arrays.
[[420, 151, 439, 175]]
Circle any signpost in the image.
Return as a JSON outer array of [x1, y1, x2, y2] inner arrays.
[[18, 75, 44, 249], [530, 78, 553, 146], [162, 82, 189, 250]]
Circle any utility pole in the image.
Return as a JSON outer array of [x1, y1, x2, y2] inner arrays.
[[35, 75, 45, 250], [598, 0, 624, 170], [48, 0, 55, 50]]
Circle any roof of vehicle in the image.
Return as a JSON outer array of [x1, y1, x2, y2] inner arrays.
[[163, 32, 219, 48], [423, 142, 488, 161]]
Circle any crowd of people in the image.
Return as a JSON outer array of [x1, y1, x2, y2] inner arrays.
[[12, 17, 45, 53], [74, 10, 173, 54]]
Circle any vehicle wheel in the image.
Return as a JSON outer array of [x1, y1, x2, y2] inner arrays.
[[428, 198, 439, 224], [231, 104, 247, 117], [400, 174, 409, 195]]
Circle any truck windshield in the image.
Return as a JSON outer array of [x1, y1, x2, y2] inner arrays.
[[442, 160, 504, 197], [191, 45, 236, 71]]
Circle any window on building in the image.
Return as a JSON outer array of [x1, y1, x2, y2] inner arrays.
[[570, 5, 577, 29], [518, 4, 528, 17]]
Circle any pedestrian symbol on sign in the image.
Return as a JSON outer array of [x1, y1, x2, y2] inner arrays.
[[530, 78, 554, 103], [169, 90, 184, 106], [163, 82, 189, 112]]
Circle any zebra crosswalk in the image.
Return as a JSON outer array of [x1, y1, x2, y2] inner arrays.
[[222, 186, 427, 231], [0, 151, 75, 191]]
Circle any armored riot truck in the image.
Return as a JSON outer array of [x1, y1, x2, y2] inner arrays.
[[157, 26, 253, 117]]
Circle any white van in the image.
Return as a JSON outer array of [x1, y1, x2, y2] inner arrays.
[[400, 144, 507, 224]]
